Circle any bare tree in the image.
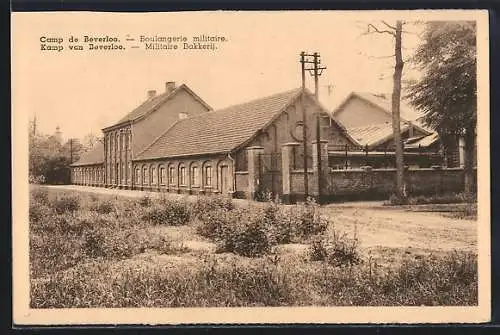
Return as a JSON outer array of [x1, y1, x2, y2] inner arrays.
[[364, 20, 406, 200]]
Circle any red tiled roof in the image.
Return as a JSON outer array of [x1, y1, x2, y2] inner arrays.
[[106, 84, 212, 128], [70, 142, 104, 166], [135, 88, 304, 160], [346, 122, 410, 148]]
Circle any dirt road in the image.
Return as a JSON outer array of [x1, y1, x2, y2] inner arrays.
[[321, 205, 477, 253], [45, 185, 477, 253]]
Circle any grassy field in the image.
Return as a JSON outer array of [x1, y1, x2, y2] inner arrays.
[[29, 185, 478, 308]]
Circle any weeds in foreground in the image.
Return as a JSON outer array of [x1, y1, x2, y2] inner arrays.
[[31, 250, 477, 308], [309, 230, 361, 267], [386, 192, 477, 206]]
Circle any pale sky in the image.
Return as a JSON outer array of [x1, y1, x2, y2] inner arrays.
[[13, 11, 432, 141]]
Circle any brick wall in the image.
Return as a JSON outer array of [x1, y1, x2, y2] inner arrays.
[[322, 168, 476, 200]]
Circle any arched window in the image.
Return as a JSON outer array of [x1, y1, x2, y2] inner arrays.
[[168, 165, 175, 184], [191, 165, 199, 187], [150, 166, 157, 185], [179, 165, 186, 185], [135, 167, 140, 184], [159, 165, 166, 185], [142, 166, 148, 185], [204, 165, 213, 186]]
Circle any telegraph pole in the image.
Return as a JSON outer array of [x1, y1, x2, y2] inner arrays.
[[300, 52, 309, 199], [312, 52, 326, 202], [301, 52, 326, 202]]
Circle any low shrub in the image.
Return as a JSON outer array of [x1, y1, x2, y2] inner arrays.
[[292, 199, 328, 239], [139, 195, 153, 207], [195, 207, 232, 239], [386, 192, 477, 206], [309, 231, 361, 267], [443, 204, 477, 220], [142, 200, 191, 226], [218, 214, 272, 257], [261, 202, 291, 244], [52, 195, 80, 214], [387, 193, 408, 206], [192, 194, 234, 218], [90, 200, 115, 214]]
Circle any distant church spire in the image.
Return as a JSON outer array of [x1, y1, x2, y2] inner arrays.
[[54, 125, 63, 144]]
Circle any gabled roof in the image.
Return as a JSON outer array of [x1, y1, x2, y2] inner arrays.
[[135, 88, 315, 160], [70, 142, 104, 166], [104, 84, 212, 129], [332, 91, 432, 132], [345, 122, 410, 148]]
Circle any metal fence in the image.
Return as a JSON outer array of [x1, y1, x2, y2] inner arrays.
[[328, 144, 444, 170]]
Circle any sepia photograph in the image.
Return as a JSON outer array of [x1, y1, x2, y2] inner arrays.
[[12, 10, 490, 324]]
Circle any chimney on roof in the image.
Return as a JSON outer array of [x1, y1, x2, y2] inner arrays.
[[147, 90, 156, 99], [165, 81, 176, 94]]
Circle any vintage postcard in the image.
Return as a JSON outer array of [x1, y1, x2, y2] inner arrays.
[[12, 10, 490, 325]]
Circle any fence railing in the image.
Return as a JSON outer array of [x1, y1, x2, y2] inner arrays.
[[328, 144, 443, 170]]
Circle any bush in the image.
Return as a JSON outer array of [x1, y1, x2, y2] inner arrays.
[[309, 231, 361, 267], [199, 207, 272, 257], [292, 199, 328, 239], [29, 175, 46, 184], [386, 192, 477, 206], [90, 200, 115, 214], [142, 200, 191, 226], [260, 202, 293, 245], [387, 194, 408, 205], [51, 195, 80, 214], [196, 207, 232, 239], [193, 194, 234, 218], [139, 195, 152, 207]]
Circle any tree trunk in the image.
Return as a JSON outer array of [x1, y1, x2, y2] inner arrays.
[[392, 21, 405, 199], [463, 127, 475, 194]]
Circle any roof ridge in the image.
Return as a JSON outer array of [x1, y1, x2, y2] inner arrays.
[[157, 87, 303, 123], [212, 87, 302, 113]]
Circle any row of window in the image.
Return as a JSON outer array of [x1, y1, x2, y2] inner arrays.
[[134, 165, 213, 187], [76, 164, 214, 188], [106, 130, 131, 157], [73, 168, 104, 184]]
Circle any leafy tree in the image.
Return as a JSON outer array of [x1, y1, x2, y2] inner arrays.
[[407, 21, 476, 193], [28, 122, 83, 184]]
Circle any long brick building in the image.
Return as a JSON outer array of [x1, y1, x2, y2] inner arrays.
[[71, 81, 470, 201]]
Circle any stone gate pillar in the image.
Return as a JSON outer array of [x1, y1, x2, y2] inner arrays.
[[246, 146, 264, 199], [311, 140, 329, 201], [281, 142, 300, 204]]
